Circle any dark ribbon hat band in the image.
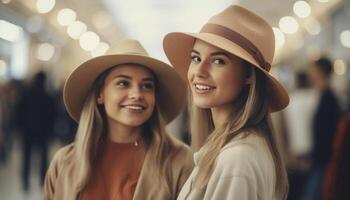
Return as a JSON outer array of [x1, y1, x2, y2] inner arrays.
[[200, 23, 271, 71]]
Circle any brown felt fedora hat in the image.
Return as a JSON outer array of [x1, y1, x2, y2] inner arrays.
[[163, 5, 289, 112], [64, 39, 187, 124]]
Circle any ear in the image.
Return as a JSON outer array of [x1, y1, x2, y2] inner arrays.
[[97, 93, 104, 104]]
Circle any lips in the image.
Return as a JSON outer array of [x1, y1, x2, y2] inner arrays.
[[193, 83, 216, 94], [121, 104, 146, 112]]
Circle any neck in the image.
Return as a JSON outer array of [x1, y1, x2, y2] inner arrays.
[[211, 103, 234, 128], [107, 119, 142, 143]]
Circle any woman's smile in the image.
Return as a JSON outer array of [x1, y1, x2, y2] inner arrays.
[[193, 82, 216, 94], [121, 103, 147, 113]]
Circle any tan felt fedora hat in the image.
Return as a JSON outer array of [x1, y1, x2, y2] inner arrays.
[[163, 5, 289, 112], [64, 39, 187, 124]]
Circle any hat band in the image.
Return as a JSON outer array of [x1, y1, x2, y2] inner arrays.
[[200, 23, 271, 71]]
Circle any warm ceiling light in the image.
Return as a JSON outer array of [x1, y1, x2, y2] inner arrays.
[[340, 30, 350, 48], [304, 18, 321, 35], [57, 8, 76, 26], [0, 20, 22, 42], [36, 0, 55, 14], [67, 21, 87, 39], [334, 59, 346, 75], [1, 0, 12, 4], [37, 43, 55, 61], [279, 16, 299, 34], [293, 1, 311, 18], [79, 31, 100, 51], [91, 42, 110, 57], [272, 27, 285, 50]]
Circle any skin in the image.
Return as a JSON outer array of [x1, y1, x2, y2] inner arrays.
[[98, 64, 156, 143], [187, 39, 250, 127]]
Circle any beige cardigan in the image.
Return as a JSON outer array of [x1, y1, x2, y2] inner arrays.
[[177, 133, 277, 200], [44, 135, 194, 200]]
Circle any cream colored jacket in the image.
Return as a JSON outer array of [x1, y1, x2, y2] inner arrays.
[[44, 135, 194, 200], [177, 133, 277, 200]]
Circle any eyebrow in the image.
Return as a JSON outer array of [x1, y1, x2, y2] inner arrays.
[[114, 74, 155, 82], [191, 49, 200, 55], [191, 49, 230, 58]]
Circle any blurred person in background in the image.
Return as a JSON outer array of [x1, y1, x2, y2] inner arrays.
[[0, 84, 5, 164], [44, 39, 193, 200], [52, 85, 77, 145], [17, 71, 56, 191], [323, 111, 350, 200], [283, 72, 317, 200], [0, 80, 21, 164], [323, 77, 350, 200], [303, 57, 341, 200]]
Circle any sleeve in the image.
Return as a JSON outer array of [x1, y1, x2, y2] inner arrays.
[[204, 176, 257, 200], [44, 147, 66, 200], [203, 146, 259, 200]]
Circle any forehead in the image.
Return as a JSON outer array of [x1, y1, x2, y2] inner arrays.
[[107, 64, 154, 79], [193, 39, 224, 53], [192, 39, 243, 64]]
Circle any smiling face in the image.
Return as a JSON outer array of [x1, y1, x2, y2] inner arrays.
[[98, 64, 156, 128], [187, 39, 249, 110]]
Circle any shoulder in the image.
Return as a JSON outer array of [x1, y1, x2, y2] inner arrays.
[[219, 133, 268, 159], [44, 143, 77, 199], [49, 143, 76, 170], [215, 133, 272, 177], [165, 133, 194, 171]]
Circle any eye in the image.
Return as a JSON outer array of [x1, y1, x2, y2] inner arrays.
[[141, 82, 155, 91], [191, 54, 201, 63], [212, 58, 226, 65], [116, 80, 129, 87]]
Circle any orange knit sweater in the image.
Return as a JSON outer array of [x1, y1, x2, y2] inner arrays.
[[80, 139, 145, 200]]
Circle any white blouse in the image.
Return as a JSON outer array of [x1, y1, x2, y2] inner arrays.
[[177, 133, 277, 200]]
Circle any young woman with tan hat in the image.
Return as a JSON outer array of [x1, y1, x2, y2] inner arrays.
[[163, 5, 289, 200], [44, 39, 194, 200]]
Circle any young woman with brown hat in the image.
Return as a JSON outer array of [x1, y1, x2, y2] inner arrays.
[[44, 39, 194, 200], [163, 5, 289, 200]]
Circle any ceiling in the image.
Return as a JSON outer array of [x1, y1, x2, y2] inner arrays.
[[101, 0, 343, 63]]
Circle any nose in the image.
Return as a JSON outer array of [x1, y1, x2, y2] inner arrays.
[[193, 60, 209, 78], [128, 86, 144, 100]]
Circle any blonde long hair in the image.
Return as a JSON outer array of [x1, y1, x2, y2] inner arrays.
[[73, 65, 178, 195], [191, 62, 288, 199]]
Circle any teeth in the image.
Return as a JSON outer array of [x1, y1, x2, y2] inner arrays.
[[124, 105, 144, 110], [195, 84, 213, 90]]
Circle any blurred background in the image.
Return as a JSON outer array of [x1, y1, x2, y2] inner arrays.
[[0, 0, 349, 199]]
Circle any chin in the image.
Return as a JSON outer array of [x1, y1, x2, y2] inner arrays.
[[122, 119, 147, 127], [193, 99, 214, 109]]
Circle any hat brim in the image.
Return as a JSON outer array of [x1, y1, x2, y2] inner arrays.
[[163, 32, 289, 112], [64, 54, 187, 123]]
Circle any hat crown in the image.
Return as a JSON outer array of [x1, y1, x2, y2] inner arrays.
[[106, 39, 149, 56], [206, 5, 275, 65]]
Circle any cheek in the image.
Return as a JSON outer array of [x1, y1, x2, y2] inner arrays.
[[145, 93, 156, 108], [187, 65, 194, 82], [216, 72, 246, 101], [102, 89, 124, 108]]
